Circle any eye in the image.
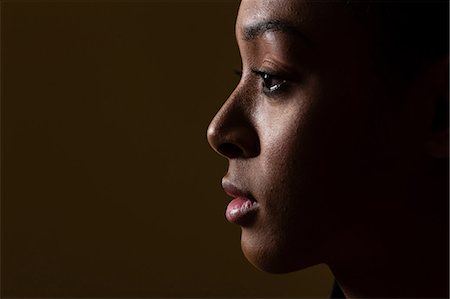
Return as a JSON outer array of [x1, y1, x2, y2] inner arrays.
[[252, 70, 287, 94]]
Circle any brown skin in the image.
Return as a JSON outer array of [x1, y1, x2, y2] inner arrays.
[[207, 0, 449, 298]]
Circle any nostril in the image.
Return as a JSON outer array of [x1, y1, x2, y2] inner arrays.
[[218, 143, 243, 159]]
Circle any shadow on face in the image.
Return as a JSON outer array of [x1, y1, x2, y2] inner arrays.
[[207, 0, 449, 275]]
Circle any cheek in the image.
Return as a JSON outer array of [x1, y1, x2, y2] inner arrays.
[[254, 101, 322, 234], [256, 107, 302, 205], [256, 98, 308, 172], [255, 92, 315, 194], [253, 97, 342, 243], [241, 87, 350, 270]]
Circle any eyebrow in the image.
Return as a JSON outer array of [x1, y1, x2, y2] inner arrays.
[[242, 19, 310, 45]]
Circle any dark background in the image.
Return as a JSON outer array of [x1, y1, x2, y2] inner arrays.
[[1, 0, 333, 297]]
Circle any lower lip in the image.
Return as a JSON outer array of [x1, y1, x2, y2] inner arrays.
[[225, 197, 258, 225]]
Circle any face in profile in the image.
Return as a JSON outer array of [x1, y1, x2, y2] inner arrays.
[[207, 0, 447, 279]]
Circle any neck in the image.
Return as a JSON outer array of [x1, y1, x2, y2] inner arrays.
[[331, 228, 448, 298], [329, 161, 449, 298]]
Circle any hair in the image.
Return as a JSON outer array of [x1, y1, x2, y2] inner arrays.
[[346, 0, 449, 79]]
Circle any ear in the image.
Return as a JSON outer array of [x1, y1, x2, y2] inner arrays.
[[426, 56, 449, 159]]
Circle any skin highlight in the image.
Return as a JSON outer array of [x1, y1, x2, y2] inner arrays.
[[207, 0, 449, 298]]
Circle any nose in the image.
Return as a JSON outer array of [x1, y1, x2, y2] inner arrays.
[[207, 92, 260, 159]]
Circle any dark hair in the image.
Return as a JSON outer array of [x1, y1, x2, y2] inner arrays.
[[347, 0, 449, 79]]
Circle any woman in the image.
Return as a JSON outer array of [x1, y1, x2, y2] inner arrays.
[[207, 0, 448, 298]]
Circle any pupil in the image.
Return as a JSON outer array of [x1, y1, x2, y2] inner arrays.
[[264, 75, 274, 88]]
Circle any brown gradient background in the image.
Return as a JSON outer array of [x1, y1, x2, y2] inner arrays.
[[1, 0, 334, 297]]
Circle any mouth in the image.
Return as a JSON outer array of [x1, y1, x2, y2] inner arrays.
[[222, 180, 259, 226]]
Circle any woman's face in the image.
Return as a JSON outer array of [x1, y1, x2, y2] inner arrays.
[[207, 0, 408, 273]]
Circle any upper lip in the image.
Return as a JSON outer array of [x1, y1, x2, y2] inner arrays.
[[221, 179, 256, 202]]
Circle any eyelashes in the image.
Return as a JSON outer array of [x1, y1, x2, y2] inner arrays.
[[233, 68, 289, 96]]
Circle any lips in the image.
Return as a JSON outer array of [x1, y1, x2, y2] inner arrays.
[[222, 180, 259, 225]]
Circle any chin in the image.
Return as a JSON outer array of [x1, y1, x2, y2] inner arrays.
[[240, 228, 318, 274]]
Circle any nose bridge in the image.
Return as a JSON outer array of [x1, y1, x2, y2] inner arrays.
[[207, 88, 260, 159]]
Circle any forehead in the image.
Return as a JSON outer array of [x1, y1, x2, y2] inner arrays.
[[235, 0, 356, 43], [236, 0, 370, 55], [238, 0, 308, 22], [237, 0, 308, 33]]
